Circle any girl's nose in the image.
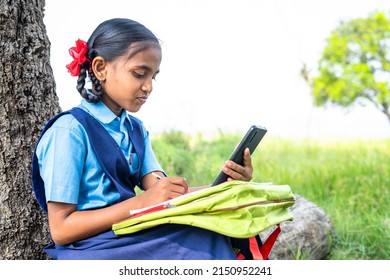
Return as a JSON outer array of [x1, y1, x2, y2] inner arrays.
[[141, 79, 153, 94]]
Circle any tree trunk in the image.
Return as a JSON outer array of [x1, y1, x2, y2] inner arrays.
[[0, 0, 61, 259]]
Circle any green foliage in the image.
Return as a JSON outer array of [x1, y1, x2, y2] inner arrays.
[[259, 138, 390, 260], [152, 131, 390, 259], [312, 11, 390, 122], [151, 130, 193, 178]]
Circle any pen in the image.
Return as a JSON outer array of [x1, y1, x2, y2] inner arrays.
[[130, 204, 167, 218]]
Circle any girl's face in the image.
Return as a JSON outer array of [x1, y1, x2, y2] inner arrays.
[[98, 42, 162, 116]]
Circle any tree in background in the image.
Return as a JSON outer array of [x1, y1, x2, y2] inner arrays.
[[0, 0, 61, 259], [304, 11, 390, 125]]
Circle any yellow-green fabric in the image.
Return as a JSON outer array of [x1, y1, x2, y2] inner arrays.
[[113, 181, 295, 238]]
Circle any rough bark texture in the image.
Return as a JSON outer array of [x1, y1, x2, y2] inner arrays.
[[0, 0, 61, 259]]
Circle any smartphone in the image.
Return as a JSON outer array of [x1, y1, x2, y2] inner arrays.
[[211, 125, 267, 186]]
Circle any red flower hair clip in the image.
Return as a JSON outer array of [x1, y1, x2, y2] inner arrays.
[[66, 39, 88, 77]]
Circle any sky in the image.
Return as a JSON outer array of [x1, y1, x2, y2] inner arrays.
[[43, 0, 390, 139]]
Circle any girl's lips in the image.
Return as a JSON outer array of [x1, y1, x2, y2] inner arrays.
[[137, 96, 148, 104]]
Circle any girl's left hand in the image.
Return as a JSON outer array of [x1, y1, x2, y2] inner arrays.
[[222, 148, 253, 182]]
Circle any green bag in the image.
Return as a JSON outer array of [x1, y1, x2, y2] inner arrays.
[[113, 181, 295, 238]]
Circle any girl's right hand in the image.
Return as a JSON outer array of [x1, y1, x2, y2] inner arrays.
[[138, 175, 188, 207]]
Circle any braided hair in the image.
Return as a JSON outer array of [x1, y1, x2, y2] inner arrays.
[[76, 18, 160, 102]]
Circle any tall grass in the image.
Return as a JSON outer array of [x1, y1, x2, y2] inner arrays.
[[151, 130, 390, 260]]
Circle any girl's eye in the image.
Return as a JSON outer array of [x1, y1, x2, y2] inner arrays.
[[133, 72, 145, 79]]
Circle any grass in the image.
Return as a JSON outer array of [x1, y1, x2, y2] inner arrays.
[[151, 130, 390, 260]]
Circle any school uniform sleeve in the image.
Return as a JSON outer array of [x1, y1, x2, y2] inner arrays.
[[35, 114, 87, 205], [141, 128, 164, 175], [140, 126, 164, 177]]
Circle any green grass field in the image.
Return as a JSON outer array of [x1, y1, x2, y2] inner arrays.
[[151, 131, 390, 260]]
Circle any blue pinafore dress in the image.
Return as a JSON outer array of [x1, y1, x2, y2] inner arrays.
[[31, 108, 237, 260]]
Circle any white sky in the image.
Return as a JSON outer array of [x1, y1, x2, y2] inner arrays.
[[43, 0, 390, 139]]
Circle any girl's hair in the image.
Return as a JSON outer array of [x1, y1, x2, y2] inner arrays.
[[77, 18, 160, 102]]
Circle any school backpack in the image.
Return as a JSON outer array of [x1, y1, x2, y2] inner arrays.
[[113, 180, 295, 259]]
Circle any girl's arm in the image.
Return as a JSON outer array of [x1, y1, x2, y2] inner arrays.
[[48, 175, 188, 246]]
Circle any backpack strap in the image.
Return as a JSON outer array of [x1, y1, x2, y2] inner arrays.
[[32, 107, 145, 213], [231, 224, 282, 260], [259, 224, 281, 259]]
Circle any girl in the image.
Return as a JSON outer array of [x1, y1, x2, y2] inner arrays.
[[32, 18, 253, 260]]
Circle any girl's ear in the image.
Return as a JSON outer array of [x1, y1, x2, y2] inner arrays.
[[91, 56, 107, 82]]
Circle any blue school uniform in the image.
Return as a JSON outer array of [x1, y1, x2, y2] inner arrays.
[[32, 100, 236, 260]]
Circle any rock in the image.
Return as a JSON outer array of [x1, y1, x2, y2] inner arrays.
[[260, 194, 335, 260]]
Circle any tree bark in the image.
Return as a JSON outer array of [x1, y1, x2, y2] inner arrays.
[[0, 0, 61, 259]]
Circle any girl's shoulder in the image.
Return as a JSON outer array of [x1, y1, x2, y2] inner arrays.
[[41, 111, 89, 143], [37, 111, 89, 153], [49, 111, 85, 131]]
